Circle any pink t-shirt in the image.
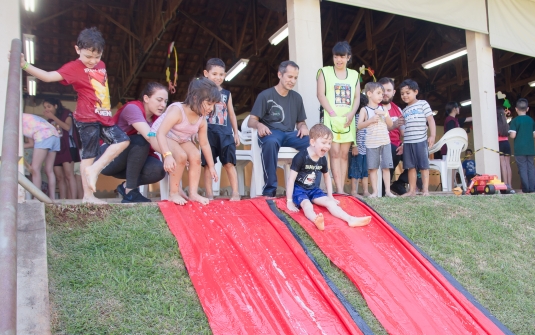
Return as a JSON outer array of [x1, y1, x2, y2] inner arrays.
[[116, 104, 147, 134], [22, 113, 59, 142], [387, 102, 403, 147]]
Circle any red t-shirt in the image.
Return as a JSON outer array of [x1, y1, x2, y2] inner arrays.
[[387, 102, 403, 147], [57, 60, 114, 126]]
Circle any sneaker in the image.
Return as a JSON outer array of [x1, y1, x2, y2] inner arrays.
[[122, 188, 151, 203], [116, 183, 126, 197]]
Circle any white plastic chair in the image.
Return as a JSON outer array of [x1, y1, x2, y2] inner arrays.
[[244, 115, 299, 198], [428, 128, 469, 191], [210, 128, 254, 196]]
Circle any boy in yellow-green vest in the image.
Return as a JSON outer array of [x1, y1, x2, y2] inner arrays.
[[317, 41, 360, 194]]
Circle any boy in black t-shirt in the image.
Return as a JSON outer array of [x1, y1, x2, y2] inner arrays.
[[286, 124, 371, 230]]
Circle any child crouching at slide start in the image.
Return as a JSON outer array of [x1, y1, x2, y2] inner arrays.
[[149, 77, 220, 205], [286, 124, 372, 230]]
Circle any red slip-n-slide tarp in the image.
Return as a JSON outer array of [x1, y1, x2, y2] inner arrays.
[[275, 195, 509, 335], [159, 198, 364, 335]]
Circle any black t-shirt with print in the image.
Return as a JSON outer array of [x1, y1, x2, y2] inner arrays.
[[290, 149, 328, 190], [207, 89, 232, 136], [250, 87, 307, 132]]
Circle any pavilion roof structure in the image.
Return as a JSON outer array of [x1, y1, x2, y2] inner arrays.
[[21, 0, 535, 125]]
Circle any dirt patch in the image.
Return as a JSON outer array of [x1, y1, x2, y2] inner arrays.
[[46, 204, 113, 228]]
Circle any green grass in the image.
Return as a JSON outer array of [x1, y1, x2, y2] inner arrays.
[[46, 195, 535, 334], [365, 194, 535, 334], [46, 205, 211, 335]]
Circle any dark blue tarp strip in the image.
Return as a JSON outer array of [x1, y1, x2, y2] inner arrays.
[[267, 200, 375, 335], [361, 198, 513, 335]]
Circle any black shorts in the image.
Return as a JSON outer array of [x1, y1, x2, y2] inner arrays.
[[70, 147, 81, 163], [403, 140, 430, 170], [499, 140, 511, 156], [201, 132, 236, 166], [75, 120, 129, 159]]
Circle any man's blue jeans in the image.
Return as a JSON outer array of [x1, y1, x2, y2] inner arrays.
[[258, 129, 310, 196], [515, 155, 535, 193]]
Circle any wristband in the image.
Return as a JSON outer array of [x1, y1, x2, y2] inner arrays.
[[162, 151, 172, 159], [328, 110, 336, 117], [22, 62, 29, 71], [147, 131, 156, 137]]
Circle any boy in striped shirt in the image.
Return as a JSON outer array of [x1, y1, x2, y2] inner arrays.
[[398, 79, 436, 196], [357, 82, 396, 198]]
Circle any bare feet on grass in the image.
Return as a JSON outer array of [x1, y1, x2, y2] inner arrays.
[[314, 213, 325, 231], [368, 193, 378, 198], [422, 192, 430, 196], [169, 193, 188, 205], [363, 192, 371, 197], [84, 165, 99, 193], [189, 193, 210, 205], [401, 191, 416, 197], [230, 192, 241, 201], [82, 196, 107, 204], [348, 215, 371, 227], [385, 192, 397, 198]]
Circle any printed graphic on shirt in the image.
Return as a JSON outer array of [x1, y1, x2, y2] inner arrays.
[[263, 99, 285, 124], [334, 83, 352, 107], [86, 68, 112, 117], [296, 164, 322, 186], [207, 93, 228, 126]]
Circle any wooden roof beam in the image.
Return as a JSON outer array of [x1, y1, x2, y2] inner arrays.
[[344, 8, 365, 43], [88, 4, 140, 41], [180, 10, 234, 53]]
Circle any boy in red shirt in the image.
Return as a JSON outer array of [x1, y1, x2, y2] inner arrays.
[[20, 27, 129, 203]]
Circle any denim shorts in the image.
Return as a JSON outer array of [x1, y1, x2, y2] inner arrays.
[[75, 120, 129, 159], [34, 136, 60, 152], [348, 154, 368, 179], [292, 184, 327, 208]]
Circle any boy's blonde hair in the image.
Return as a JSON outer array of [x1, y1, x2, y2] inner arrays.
[[364, 82, 384, 94], [309, 124, 333, 140]]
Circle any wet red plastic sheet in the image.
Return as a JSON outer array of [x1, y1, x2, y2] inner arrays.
[[275, 196, 506, 335], [159, 198, 363, 335]]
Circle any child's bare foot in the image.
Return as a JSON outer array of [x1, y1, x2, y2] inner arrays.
[[422, 192, 430, 196], [350, 191, 359, 197], [82, 195, 107, 204], [368, 193, 377, 198], [402, 191, 417, 197], [348, 215, 371, 227], [385, 192, 397, 198], [206, 193, 214, 200], [230, 192, 241, 201], [314, 213, 325, 230], [179, 188, 189, 200], [169, 193, 187, 205], [189, 193, 210, 205], [84, 166, 99, 192], [363, 192, 371, 197]]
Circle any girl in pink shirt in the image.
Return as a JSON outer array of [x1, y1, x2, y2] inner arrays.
[[149, 78, 220, 205], [22, 113, 60, 200]]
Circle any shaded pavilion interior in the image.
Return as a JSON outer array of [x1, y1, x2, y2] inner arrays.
[[21, 0, 535, 127]]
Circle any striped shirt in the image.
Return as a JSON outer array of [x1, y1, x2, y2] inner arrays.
[[364, 105, 390, 149], [355, 115, 366, 154], [401, 100, 433, 144]]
